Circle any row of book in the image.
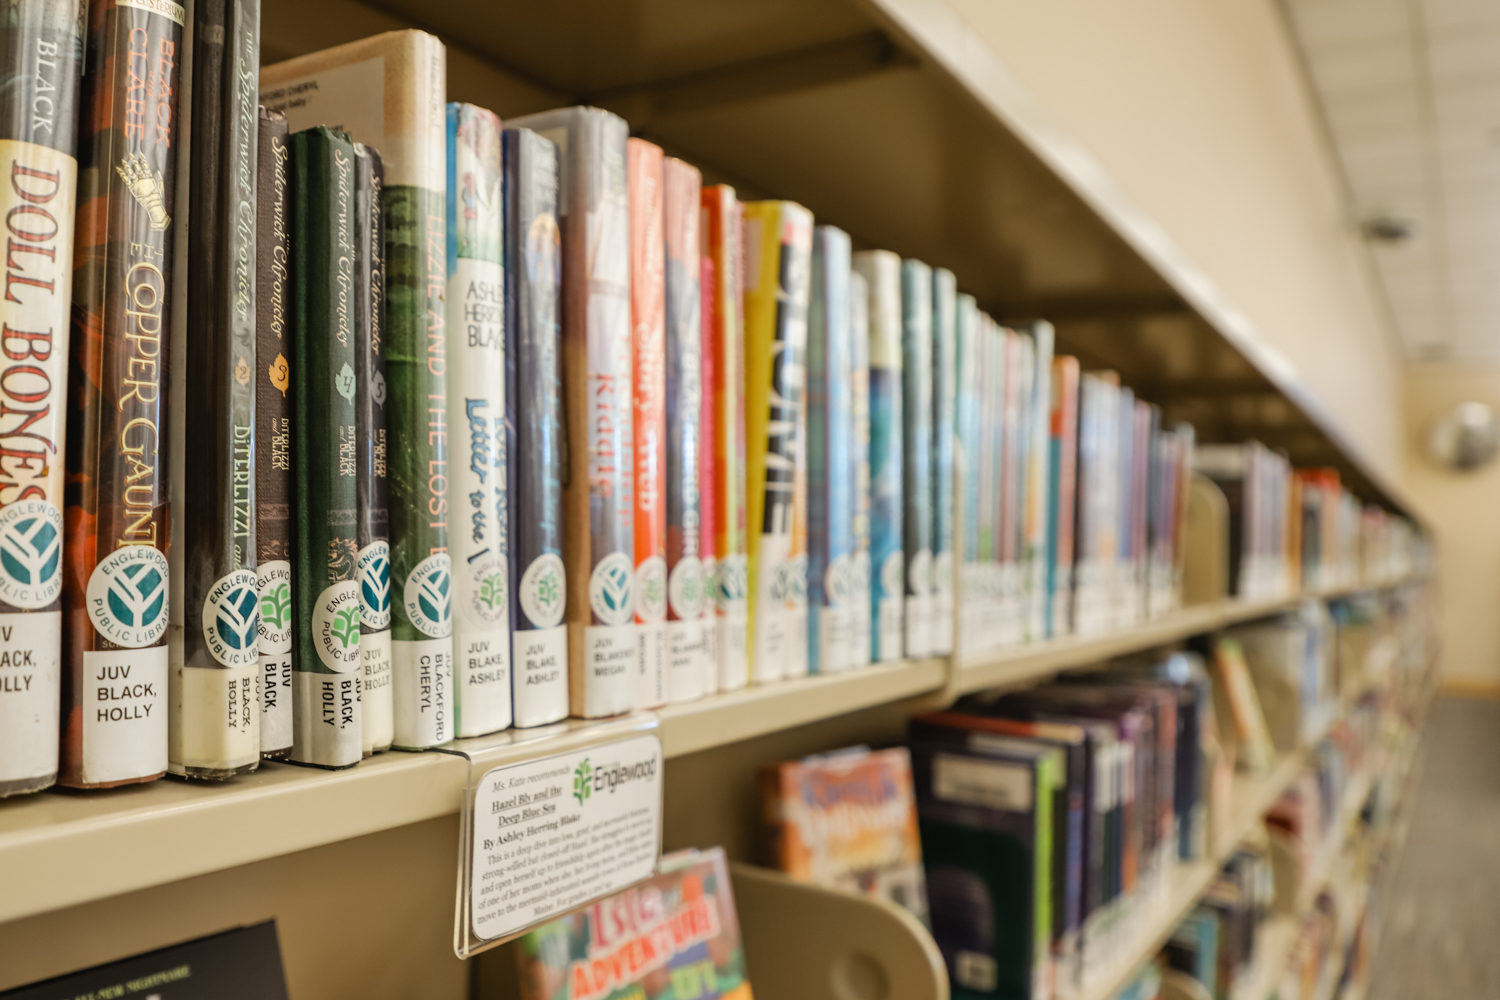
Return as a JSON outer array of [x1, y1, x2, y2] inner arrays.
[[0, 10, 1421, 797]]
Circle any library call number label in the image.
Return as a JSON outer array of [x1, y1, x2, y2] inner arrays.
[[470, 733, 662, 941]]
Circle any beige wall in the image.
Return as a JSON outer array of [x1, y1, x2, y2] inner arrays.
[[1405, 364, 1500, 686], [945, 0, 1407, 492]]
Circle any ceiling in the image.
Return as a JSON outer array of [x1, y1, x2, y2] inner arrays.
[[1281, 0, 1500, 362]]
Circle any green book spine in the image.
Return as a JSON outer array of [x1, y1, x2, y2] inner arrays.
[[354, 143, 392, 755], [255, 107, 292, 758], [172, 0, 260, 780], [289, 126, 361, 768], [0, 0, 84, 797]]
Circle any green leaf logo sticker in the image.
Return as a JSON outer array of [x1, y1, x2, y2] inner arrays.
[[573, 758, 592, 805], [520, 552, 566, 629], [261, 581, 292, 631], [332, 605, 361, 649]]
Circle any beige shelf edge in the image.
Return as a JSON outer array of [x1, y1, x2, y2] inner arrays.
[[1079, 751, 1309, 1000]]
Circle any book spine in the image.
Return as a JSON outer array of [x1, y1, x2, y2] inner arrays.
[[983, 319, 1004, 651], [255, 108, 293, 758], [62, 0, 183, 788], [0, 0, 83, 797], [697, 253, 718, 695], [743, 202, 813, 683], [848, 270, 872, 670], [173, 0, 260, 779], [445, 103, 510, 737], [513, 108, 635, 718], [1114, 386, 1136, 628], [662, 156, 704, 703], [930, 270, 956, 658], [288, 126, 361, 768], [1047, 358, 1079, 639], [806, 225, 853, 675], [502, 126, 566, 728], [1025, 322, 1053, 644], [853, 251, 903, 664], [701, 186, 747, 691], [999, 328, 1022, 648], [954, 295, 980, 656], [627, 138, 666, 709], [354, 143, 391, 754], [900, 259, 932, 660]]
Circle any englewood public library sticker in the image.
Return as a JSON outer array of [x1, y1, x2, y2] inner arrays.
[[468, 732, 662, 943], [86, 545, 170, 648]]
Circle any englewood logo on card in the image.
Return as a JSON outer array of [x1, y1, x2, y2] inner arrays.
[[403, 552, 452, 638], [0, 499, 63, 609], [313, 580, 362, 671], [202, 568, 261, 667], [86, 545, 170, 647]]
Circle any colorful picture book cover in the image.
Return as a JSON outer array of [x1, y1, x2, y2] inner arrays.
[[760, 746, 929, 921], [516, 847, 753, 1000]]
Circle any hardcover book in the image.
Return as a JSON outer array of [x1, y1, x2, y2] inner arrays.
[[760, 746, 929, 920], [287, 126, 362, 769], [1022, 323, 1053, 645], [446, 102, 511, 737], [852, 250, 903, 664], [955, 296, 981, 655], [628, 138, 667, 710], [502, 125, 568, 728], [806, 226, 855, 674], [930, 269, 957, 658], [662, 156, 705, 703], [354, 142, 392, 754], [262, 29, 456, 750], [900, 259, 933, 660], [697, 254, 718, 695], [62, 0, 184, 788], [508, 106, 635, 718], [255, 107, 293, 760], [742, 201, 812, 683], [1046, 357, 1079, 641], [172, 0, 261, 779], [0, 0, 84, 796], [700, 185, 747, 692], [515, 847, 753, 1000], [848, 269, 873, 671]]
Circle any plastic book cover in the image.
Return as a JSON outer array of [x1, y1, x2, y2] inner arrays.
[[63, 0, 184, 788], [954, 296, 981, 655], [806, 226, 855, 674], [502, 126, 568, 728], [1022, 323, 1053, 645], [628, 139, 668, 710], [848, 270, 873, 670], [760, 746, 928, 920], [980, 319, 1003, 651], [508, 106, 635, 718], [930, 270, 957, 657], [0, 0, 84, 796], [700, 186, 748, 691], [852, 251, 903, 664], [255, 108, 294, 761], [997, 328, 1023, 648], [516, 847, 753, 1000], [354, 143, 392, 754], [912, 736, 1058, 1000], [662, 156, 705, 703], [1046, 357, 1079, 641], [900, 260, 933, 660], [743, 201, 812, 683], [698, 254, 719, 694], [172, 0, 261, 780], [445, 102, 510, 738], [262, 30, 457, 750]]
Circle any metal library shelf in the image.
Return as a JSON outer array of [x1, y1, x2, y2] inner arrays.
[[1079, 751, 1310, 1000]]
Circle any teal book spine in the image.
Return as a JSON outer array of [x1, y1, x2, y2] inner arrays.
[[446, 102, 511, 737], [954, 295, 981, 656], [853, 251, 903, 664], [900, 259, 932, 660], [288, 126, 361, 768], [1023, 322, 1054, 644], [806, 226, 854, 674], [930, 270, 956, 658]]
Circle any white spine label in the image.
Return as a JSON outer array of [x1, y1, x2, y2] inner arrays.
[[582, 623, 636, 718], [637, 619, 666, 709], [393, 636, 452, 748], [513, 624, 567, 728], [665, 618, 707, 703], [715, 610, 749, 692], [292, 670, 361, 768], [0, 610, 60, 784], [82, 646, 167, 784], [171, 662, 258, 772], [457, 629, 512, 738], [360, 629, 393, 753]]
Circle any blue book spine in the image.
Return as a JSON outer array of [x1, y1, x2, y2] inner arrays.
[[806, 227, 855, 673], [853, 251, 904, 663], [1025, 323, 1054, 643], [849, 271, 873, 669], [502, 126, 567, 728], [955, 295, 981, 655], [931, 271, 957, 658], [901, 260, 933, 660]]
